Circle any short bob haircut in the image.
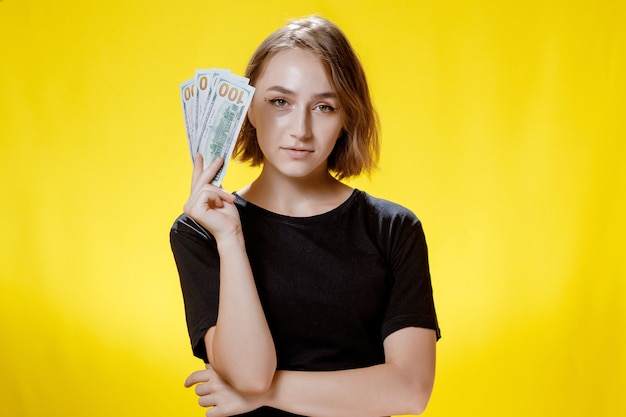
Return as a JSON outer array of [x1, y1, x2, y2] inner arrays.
[[233, 15, 380, 180]]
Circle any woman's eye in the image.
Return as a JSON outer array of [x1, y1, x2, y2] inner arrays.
[[315, 104, 336, 113], [268, 98, 288, 108]]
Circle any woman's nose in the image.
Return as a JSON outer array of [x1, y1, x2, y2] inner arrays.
[[290, 107, 312, 140]]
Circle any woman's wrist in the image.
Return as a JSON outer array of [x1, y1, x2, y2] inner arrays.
[[215, 229, 246, 254]]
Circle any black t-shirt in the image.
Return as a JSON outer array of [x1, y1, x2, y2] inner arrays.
[[170, 189, 440, 415]]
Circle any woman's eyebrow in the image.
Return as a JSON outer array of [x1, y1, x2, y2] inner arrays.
[[266, 85, 337, 100], [314, 91, 338, 100], [267, 85, 294, 95]]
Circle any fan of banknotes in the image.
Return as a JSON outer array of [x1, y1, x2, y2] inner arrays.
[[180, 69, 255, 185]]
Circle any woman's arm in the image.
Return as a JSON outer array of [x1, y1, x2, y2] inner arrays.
[[184, 154, 276, 394], [205, 233, 276, 394], [186, 326, 436, 417], [266, 327, 436, 417]]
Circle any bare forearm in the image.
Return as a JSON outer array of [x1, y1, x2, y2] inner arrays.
[[262, 328, 436, 417], [265, 363, 434, 417], [211, 233, 276, 393]]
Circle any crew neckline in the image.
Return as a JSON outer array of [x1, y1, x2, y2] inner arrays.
[[233, 189, 361, 222]]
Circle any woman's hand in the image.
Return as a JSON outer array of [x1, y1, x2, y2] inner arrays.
[[184, 364, 265, 417], [183, 154, 240, 241]]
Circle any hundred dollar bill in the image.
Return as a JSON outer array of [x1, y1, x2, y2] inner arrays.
[[181, 70, 227, 159], [180, 77, 197, 160], [197, 76, 255, 185], [194, 69, 231, 154], [195, 69, 249, 155]]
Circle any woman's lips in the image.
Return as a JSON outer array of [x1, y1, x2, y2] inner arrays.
[[282, 147, 313, 159]]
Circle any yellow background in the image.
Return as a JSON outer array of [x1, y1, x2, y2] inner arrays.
[[1, 0, 624, 416]]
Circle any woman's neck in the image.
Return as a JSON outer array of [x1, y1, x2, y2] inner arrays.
[[238, 168, 353, 217]]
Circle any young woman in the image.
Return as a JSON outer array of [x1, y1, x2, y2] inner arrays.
[[170, 15, 440, 417]]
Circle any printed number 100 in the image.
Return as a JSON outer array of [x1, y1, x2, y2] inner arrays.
[[218, 83, 246, 105]]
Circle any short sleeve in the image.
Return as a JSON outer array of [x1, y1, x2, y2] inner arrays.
[[380, 214, 441, 341], [169, 214, 220, 362]]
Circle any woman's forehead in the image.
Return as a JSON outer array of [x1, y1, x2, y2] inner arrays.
[[255, 49, 335, 92]]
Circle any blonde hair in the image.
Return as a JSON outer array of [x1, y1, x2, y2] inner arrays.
[[234, 16, 380, 179]]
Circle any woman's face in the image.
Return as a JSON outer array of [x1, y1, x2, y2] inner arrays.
[[247, 48, 344, 180]]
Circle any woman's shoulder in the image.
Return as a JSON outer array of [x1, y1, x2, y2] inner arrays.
[[356, 190, 421, 224]]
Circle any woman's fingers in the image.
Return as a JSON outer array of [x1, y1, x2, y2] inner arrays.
[[198, 393, 216, 408], [195, 187, 226, 209], [185, 155, 237, 217], [184, 363, 215, 388], [191, 155, 223, 190], [184, 186, 231, 216], [198, 155, 221, 184], [189, 156, 236, 200], [184, 156, 240, 236], [195, 382, 211, 396], [190, 153, 206, 189], [185, 366, 217, 410], [184, 369, 210, 388]]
